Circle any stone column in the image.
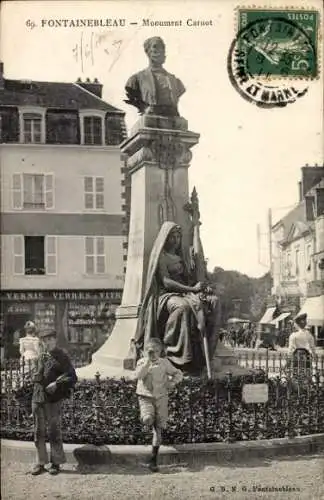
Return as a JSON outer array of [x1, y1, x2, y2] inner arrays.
[[77, 115, 199, 378]]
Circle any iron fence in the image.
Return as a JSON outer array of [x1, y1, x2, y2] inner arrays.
[[236, 349, 324, 378], [1, 351, 324, 445]]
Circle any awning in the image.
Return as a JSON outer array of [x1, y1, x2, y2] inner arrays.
[[259, 307, 276, 324], [297, 296, 324, 326], [269, 312, 291, 326], [227, 317, 247, 324]]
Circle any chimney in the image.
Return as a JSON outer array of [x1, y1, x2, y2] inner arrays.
[[305, 196, 315, 221], [316, 188, 324, 217], [301, 165, 324, 198], [0, 62, 4, 90], [298, 181, 303, 201], [76, 77, 103, 98]]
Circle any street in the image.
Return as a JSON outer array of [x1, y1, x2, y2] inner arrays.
[[2, 454, 324, 500]]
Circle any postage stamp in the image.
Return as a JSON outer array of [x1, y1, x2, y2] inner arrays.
[[237, 8, 320, 79], [227, 8, 321, 107]]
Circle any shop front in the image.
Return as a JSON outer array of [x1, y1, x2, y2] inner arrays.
[[1, 289, 122, 359], [298, 294, 324, 346]]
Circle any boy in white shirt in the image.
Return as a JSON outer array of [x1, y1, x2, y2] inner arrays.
[[135, 338, 183, 472]]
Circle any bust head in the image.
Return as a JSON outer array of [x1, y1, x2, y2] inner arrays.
[[144, 37, 166, 67]]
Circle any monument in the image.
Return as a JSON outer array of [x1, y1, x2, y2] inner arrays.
[[77, 37, 241, 380]]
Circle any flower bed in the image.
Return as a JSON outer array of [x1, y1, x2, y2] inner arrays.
[[2, 370, 324, 445]]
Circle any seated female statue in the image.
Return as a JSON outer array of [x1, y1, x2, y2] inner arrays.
[[134, 221, 221, 373]]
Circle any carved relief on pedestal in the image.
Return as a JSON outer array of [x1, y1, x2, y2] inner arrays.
[[126, 134, 193, 172], [150, 135, 194, 168]]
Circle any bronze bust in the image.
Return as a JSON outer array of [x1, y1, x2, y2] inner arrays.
[[124, 37, 186, 117]]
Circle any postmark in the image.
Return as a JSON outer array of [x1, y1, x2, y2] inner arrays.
[[227, 15, 317, 107], [237, 8, 320, 79]]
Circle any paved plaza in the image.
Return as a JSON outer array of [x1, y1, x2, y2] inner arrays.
[[2, 454, 324, 500]]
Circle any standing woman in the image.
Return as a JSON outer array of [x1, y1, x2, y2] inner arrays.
[[287, 313, 316, 379], [19, 321, 43, 373]]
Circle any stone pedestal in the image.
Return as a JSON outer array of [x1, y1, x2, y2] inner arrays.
[[210, 341, 256, 379], [77, 115, 199, 378]]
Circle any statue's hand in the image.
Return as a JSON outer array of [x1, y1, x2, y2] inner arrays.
[[192, 282, 204, 293]]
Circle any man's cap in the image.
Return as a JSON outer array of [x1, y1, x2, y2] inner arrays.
[[24, 320, 36, 330]]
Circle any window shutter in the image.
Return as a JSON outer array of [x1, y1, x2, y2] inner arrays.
[[85, 236, 94, 254], [46, 236, 57, 274], [85, 237, 94, 274], [12, 174, 22, 209], [84, 177, 94, 209], [96, 237, 105, 273], [96, 237, 104, 255], [97, 256, 105, 273], [96, 177, 104, 209], [13, 235, 24, 274], [45, 174, 54, 209]]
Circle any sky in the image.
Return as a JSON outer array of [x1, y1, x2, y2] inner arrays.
[[1, 0, 323, 277]]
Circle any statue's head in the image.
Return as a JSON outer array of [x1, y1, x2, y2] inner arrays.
[[165, 225, 182, 252], [144, 37, 166, 66]]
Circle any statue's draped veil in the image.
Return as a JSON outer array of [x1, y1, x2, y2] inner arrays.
[[134, 221, 191, 346]]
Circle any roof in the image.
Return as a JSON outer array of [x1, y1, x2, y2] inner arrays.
[[272, 200, 307, 239], [0, 79, 124, 114], [272, 178, 324, 242]]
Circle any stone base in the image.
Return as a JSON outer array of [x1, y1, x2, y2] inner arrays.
[[208, 341, 256, 379], [76, 340, 247, 381], [76, 316, 138, 379], [211, 341, 238, 371], [130, 114, 188, 135], [76, 362, 137, 380]]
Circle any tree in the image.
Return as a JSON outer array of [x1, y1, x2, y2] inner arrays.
[[208, 268, 271, 325]]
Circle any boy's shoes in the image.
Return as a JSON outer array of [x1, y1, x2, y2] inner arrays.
[[31, 464, 46, 476], [48, 464, 60, 475], [148, 457, 159, 473]]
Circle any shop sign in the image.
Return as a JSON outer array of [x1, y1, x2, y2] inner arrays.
[[1, 290, 123, 302]]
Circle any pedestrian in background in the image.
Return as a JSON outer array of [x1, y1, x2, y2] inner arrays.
[[19, 321, 43, 373], [288, 313, 316, 358], [135, 338, 183, 472], [31, 330, 77, 476], [287, 313, 316, 380]]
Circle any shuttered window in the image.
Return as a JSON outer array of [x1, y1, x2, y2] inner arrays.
[[46, 236, 57, 275], [12, 174, 54, 209], [13, 236, 24, 275], [84, 176, 104, 209], [85, 237, 105, 274]]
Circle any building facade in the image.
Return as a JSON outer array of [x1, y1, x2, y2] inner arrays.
[[0, 63, 129, 358], [268, 165, 324, 345]]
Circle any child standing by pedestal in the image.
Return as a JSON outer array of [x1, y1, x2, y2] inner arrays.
[[135, 338, 183, 472]]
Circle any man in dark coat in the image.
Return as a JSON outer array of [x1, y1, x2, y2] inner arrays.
[[31, 331, 77, 476]]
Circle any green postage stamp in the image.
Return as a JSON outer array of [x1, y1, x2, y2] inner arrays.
[[237, 8, 320, 78]]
